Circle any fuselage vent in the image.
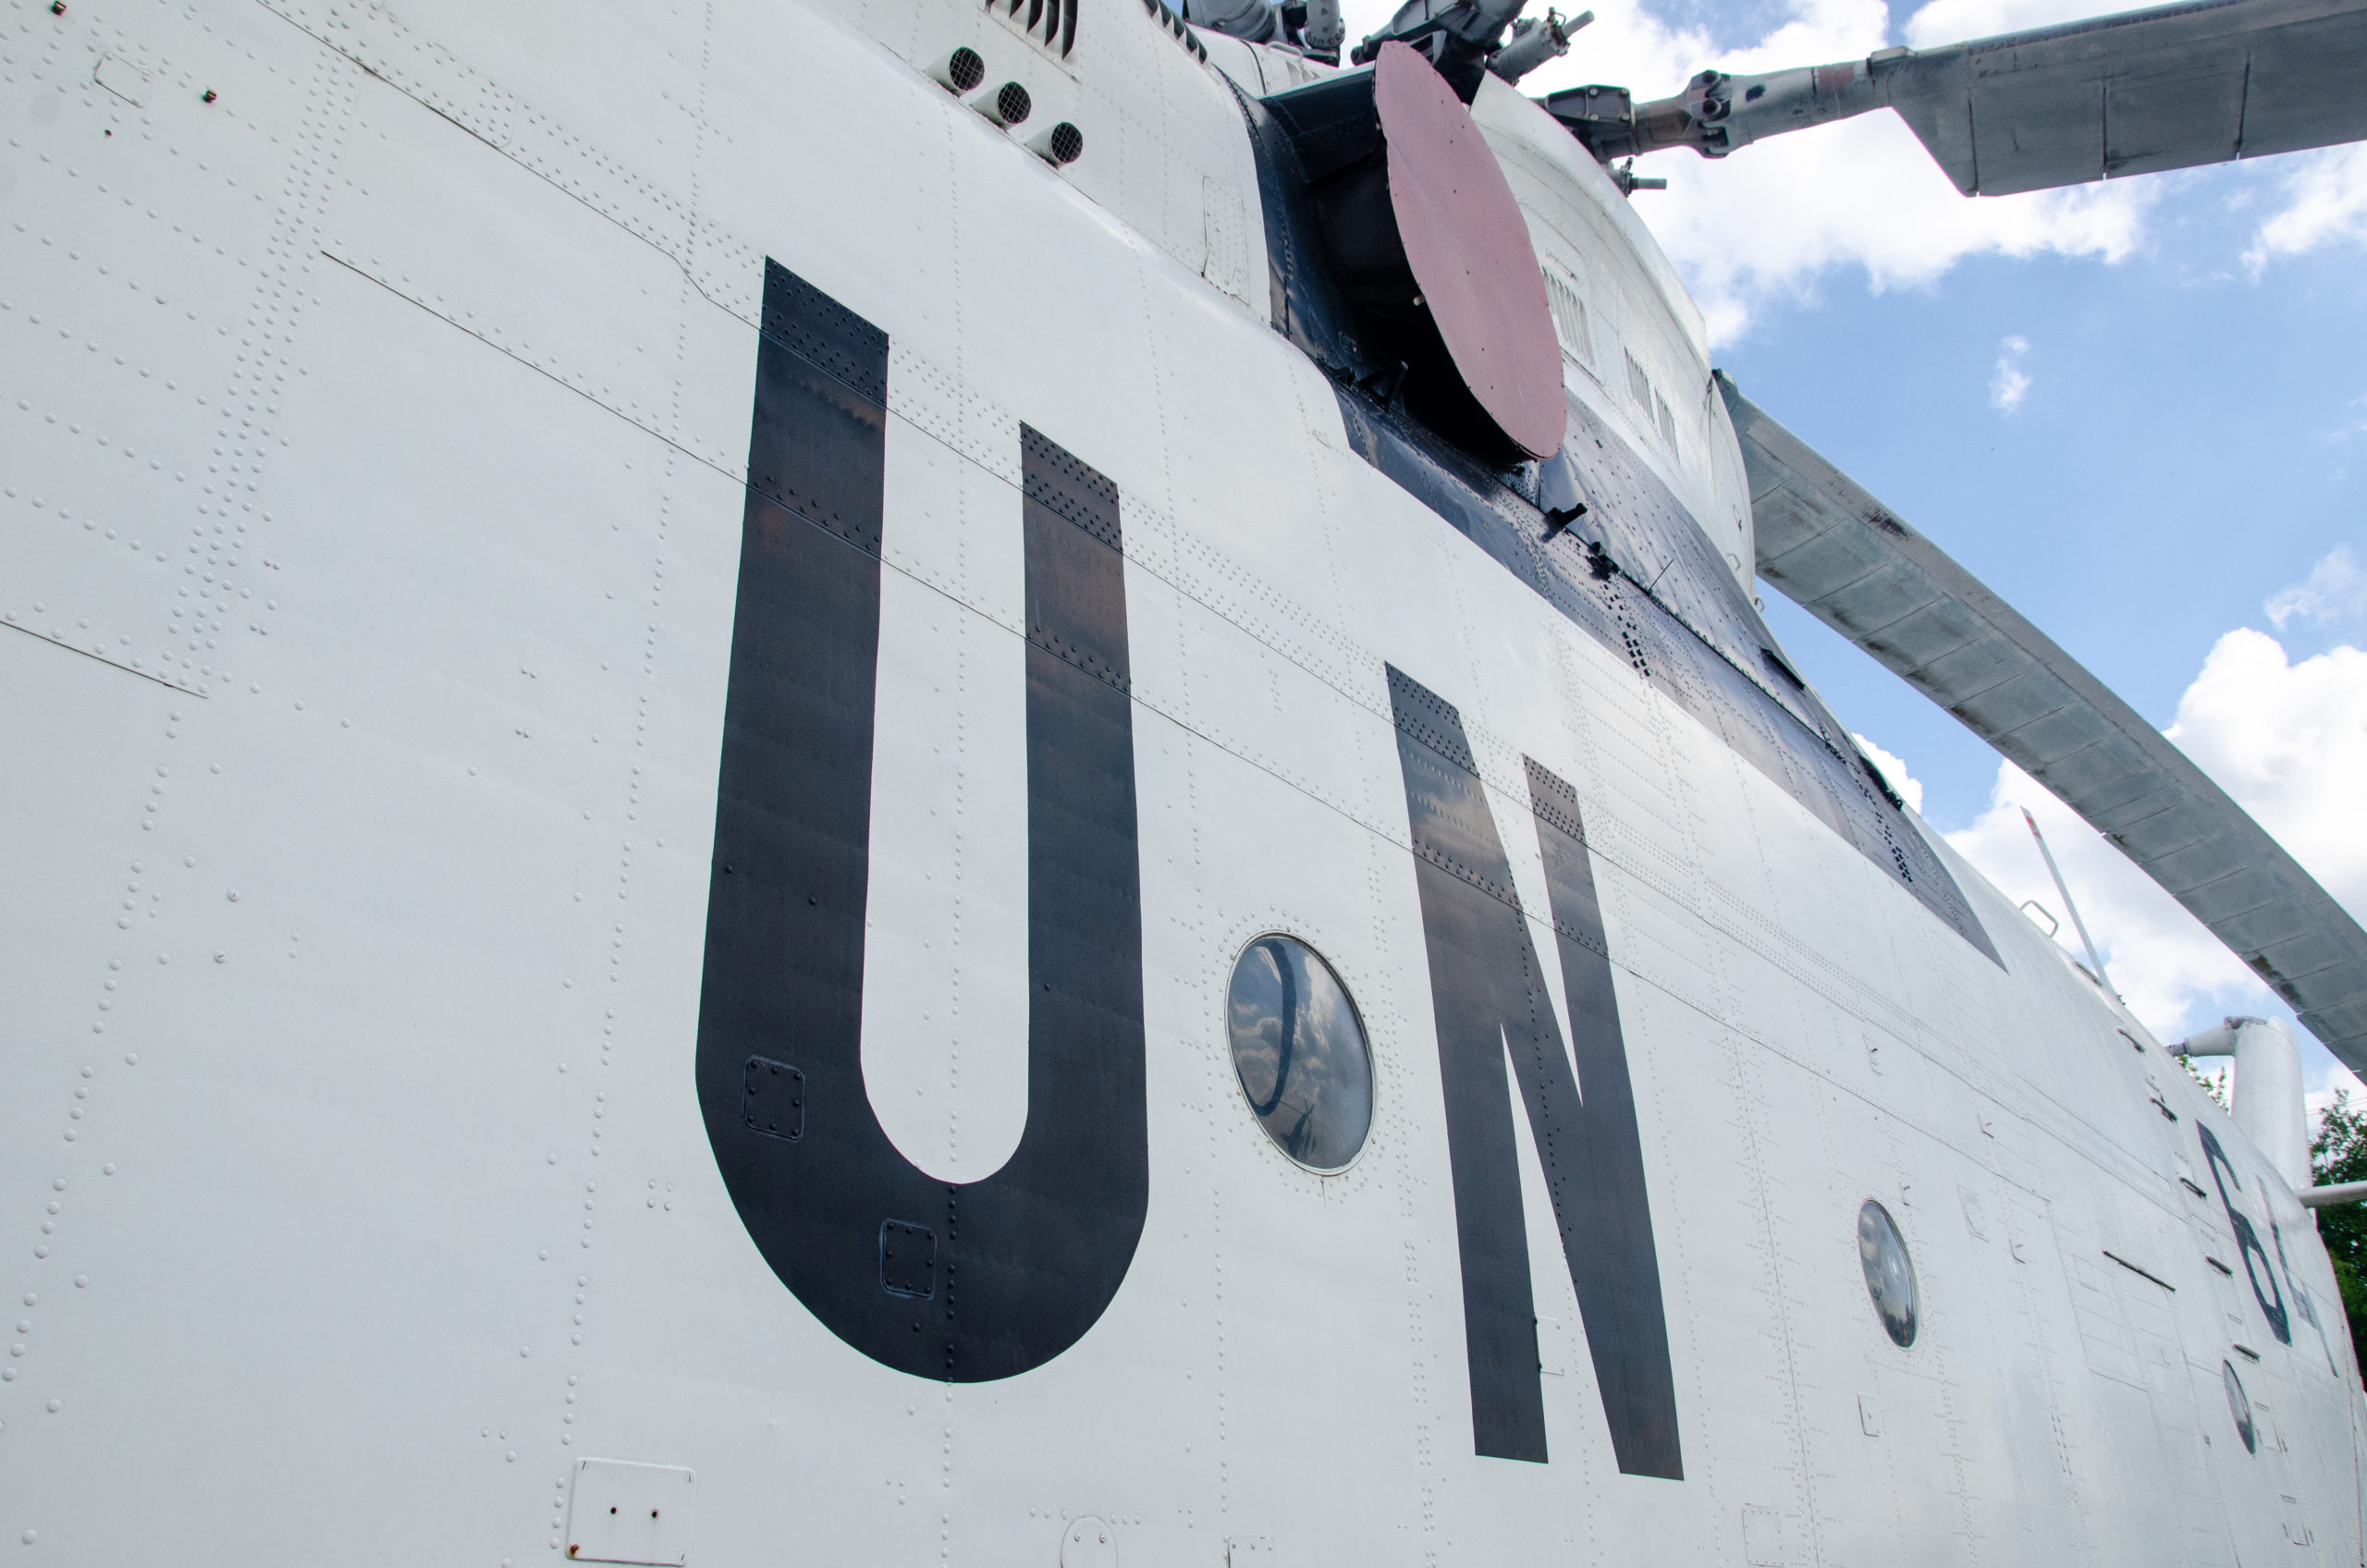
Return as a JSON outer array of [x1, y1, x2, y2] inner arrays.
[[1543, 268, 1591, 365], [993, 0, 1078, 60], [1139, 0, 1209, 60], [1624, 350, 1679, 458]]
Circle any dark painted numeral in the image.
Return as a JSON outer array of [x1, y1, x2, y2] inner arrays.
[[696, 262, 1147, 1382], [2199, 1125, 2291, 1345], [1388, 667, 1682, 1476]]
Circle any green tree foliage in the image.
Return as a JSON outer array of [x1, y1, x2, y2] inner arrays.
[[2311, 1089, 2367, 1384]]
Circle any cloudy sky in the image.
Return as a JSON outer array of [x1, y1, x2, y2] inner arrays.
[[1342, 0, 2367, 1113]]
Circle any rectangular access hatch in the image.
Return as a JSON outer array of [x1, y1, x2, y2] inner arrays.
[[879, 1219, 937, 1298], [566, 1458, 695, 1565]]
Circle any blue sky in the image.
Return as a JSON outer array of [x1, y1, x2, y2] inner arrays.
[[1726, 194, 2367, 1106], [1732, 208, 2367, 826], [1340, 0, 2367, 1103]]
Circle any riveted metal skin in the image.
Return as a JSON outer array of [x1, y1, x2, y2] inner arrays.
[[2201, 1125, 2292, 1346], [1243, 65, 1996, 962], [696, 263, 1147, 1383], [2266, 1211, 2339, 1376], [742, 1058, 806, 1142], [1343, 388, 1999, 966], [8, 0, 2362, 1554], [879, 1219, 938, 1299], [1522, 756, 1683, 1480], [747, 263, 889, 553], [1387, 666, 1682, 1476], [1240, 67, 1997, 966]]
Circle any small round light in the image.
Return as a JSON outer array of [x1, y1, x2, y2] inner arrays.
[[1226, 936, 1372, 1172], [1858, 1199, 1918, 1347]]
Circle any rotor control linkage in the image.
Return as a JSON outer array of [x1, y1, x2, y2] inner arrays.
[[1546, 54, 1898, 164], [1490, 6, 1590, 83], [1351, 0, 1589, 99], [1611, 158, 1666, 194]]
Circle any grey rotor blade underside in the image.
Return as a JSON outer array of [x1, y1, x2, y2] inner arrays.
[[1555, 0, 2367, 196], [1719, 373, 2367, 1071], [1885, 0, 2367, 194]]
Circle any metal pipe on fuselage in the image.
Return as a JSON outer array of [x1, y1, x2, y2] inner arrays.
[[2180, 1015, 2310, 1189]]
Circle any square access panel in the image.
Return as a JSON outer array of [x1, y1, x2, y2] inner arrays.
[[742, 1056, 804, 1141], [566, 1458, 696, 1565]]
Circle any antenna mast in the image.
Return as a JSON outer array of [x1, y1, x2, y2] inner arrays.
[[2023, 807, 2112, 990]]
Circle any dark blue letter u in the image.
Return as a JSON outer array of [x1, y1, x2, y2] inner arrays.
[[695, 262, 1147, 1381]]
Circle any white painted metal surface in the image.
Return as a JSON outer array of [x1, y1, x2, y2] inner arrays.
[[566, 1459, 695, 1566], [1, 0, 2359, 1563], [1061, 1514, 1122, 1568]]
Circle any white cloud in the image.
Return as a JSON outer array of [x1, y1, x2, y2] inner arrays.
[[2243, 144, 2367, 274], [1938, 629, 2367, 1048], [1989, 334, 2031, 413], [1850, 732, 1925, 814], [2163, 629, 2367, 906], [2265, 545, 2367, 631], [1946, 760, 2256, 1037], [1337, 0, 2361, 337], [1900, 0, 2101, 47]]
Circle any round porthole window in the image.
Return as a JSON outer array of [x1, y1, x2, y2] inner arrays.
[[1225, 935, 1374, 1172], [1858, 1199, 1918, 1347], [2224, 1360, 2257, 1453]]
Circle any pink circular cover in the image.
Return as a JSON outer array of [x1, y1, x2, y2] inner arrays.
[[1375, 41, 1566, 459]]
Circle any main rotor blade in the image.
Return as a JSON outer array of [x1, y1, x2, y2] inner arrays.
[[1720, 373, 2367, 1070], [1550, 0, 2367, 195], [1892, 0, 2367, 193]]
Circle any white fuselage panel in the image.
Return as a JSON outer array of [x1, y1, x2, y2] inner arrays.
[[0, 1, 2356, 1563]]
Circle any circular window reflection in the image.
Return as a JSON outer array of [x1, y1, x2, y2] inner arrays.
[[1226, 936, 1374, 1172], [2224, 1360, 2258, 1453], [1858, 1199, 1919, 1348]]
